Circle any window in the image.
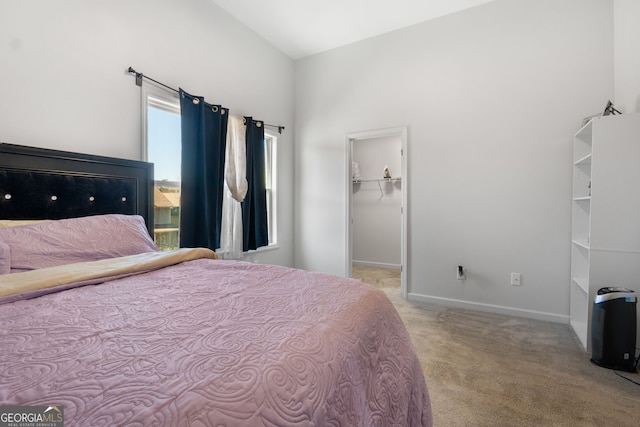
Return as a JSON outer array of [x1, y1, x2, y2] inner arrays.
[[143, 86, 277, 251], [142, 87, 181, 251], [264, 132, 277, 246]]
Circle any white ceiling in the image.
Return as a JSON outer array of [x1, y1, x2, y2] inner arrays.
[[210, 0, 494, 59]]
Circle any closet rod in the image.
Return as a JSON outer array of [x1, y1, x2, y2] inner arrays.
[[127, 67, 285, 134]]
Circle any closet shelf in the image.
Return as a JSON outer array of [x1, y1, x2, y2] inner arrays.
[[352, 177, 401, 183], [352, 177, 401, 196]]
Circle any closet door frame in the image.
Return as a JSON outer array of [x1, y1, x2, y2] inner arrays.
[[345, 126, 408, 298]]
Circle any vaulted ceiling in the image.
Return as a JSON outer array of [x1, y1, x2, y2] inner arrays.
[[210, 0, 494, 59]]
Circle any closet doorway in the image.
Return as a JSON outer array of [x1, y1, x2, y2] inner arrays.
[[346, 127, 408, 298]]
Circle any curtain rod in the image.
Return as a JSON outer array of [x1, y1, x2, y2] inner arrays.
[[127, 67, 285, 134]]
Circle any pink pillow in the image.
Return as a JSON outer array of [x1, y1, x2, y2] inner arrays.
[[0, 214, 158, 272]]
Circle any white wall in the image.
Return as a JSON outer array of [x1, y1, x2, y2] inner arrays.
[[352, 136, 402, 268], [614, 0, 640, 114], [0, 0, 295, 267], [294, 0, 614, 322], [613, 0, 640, 347]]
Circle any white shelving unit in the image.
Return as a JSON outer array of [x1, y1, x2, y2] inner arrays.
[[569, 113, 640, 351]]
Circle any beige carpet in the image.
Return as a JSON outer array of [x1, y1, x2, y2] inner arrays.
[[352, 265, 640, 426]]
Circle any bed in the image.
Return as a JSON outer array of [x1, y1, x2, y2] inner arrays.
[[0, 143, 431, 426]]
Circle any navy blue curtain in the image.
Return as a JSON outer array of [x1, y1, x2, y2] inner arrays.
[[242, 117, 268, 251], [179, 89, 228, 250]]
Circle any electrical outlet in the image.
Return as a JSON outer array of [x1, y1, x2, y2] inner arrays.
[[510, 272, 521, 286], [457, 266, 465, 280]]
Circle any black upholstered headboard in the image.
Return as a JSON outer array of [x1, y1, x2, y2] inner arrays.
[[0, 143, 154, 236]]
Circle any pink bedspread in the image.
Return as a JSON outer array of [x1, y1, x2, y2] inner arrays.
[[0, 259, 431, 426]]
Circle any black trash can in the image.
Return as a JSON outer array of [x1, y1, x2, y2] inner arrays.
[[590, 287, 637, 372]]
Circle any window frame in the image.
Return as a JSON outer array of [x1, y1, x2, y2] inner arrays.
[[263, 130, 278, 248], [141, 83, 181, 251], [141, 85, 278, 253], [140, 83, 180, 162]]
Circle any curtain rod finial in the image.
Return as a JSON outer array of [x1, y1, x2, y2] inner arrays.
[[127, 67, 142, 86]]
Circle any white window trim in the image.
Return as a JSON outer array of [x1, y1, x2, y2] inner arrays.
[[140, 82, 180, 161], [264, 130, 278, 248]]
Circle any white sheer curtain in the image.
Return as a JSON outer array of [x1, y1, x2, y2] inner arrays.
[[219, 116, 247, 259]]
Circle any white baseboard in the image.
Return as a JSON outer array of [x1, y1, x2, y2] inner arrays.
[[352, 260, 401, 270], [407, 293, 569, 324]]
